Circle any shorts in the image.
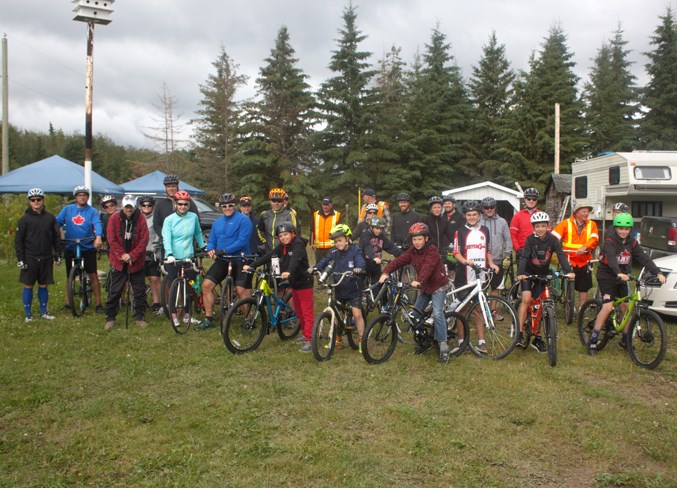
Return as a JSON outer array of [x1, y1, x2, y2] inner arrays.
[[144, 258, 161, 278], [205, 258, 245, 287], [64, 248, 98, 275], [490, 265, 505, 290], [19, 257, 55, 286], [572, 265, 593, 293], [337, 296, 363, 309], [520, 277, 545, 299], [597, 278, 629, 303]]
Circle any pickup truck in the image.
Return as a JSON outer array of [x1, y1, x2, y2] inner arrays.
[[639, 216, 677, 254]]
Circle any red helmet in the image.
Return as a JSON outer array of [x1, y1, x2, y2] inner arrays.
[[174, 190, 191, 201], [408, 222, 429, 237]]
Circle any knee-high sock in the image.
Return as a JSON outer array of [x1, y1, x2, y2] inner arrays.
[[23, 288, 34, 317], [38, 287, 49, 314]]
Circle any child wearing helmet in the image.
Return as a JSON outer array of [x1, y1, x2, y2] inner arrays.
[[312, 224, 367, 352], [379, 222, 452, 364], [516, 211, 574, 352], [244, 223, 314, 351], [353, 203, 379, 241], [359, 216, 403, 286], [587, 213, 665, 355]]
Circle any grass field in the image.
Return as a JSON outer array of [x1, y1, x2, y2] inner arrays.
[[0, 260, 675, 487]]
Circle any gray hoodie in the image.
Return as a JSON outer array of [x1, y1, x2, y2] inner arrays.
[[480, 213, 513, 262]]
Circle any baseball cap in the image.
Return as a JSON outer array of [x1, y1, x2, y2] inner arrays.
[[363, 188, 376, 197], [122, 195, 137, 208], [322, 196, 332, 204]]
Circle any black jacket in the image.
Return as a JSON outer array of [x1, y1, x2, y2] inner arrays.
[[598, 232, 660, 280], [423, 213, 455, 257], [391, 209, 422, 248], [15, 207, 63, 261], [253, 235, 313, 290], [359, 229, 403, 277], [517, 232, 572, 276]]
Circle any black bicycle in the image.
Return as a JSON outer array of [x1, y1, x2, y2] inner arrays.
[[64, 237, 95, 317]]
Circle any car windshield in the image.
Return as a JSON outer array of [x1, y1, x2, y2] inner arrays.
[[193, 199, 217, 212]]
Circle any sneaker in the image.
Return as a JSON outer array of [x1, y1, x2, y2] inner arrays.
[[40, 313, 56, 320], [196, 317, 215, 331], [104, 320, 115, 330], [299, 341, 313, 353], [293, 335, 306, 344], [414, 342, 433, 355], [358, 339, 363, 354], [61, 304, 71, 313], [475, 342, 488, 355], [491, 310, 504, 321], [25, 316, 33, 323], [154, 306, 165, 316], [335, 336, 344, 350], [587, 340, 598, 356], [95, 305, 105, 314], [135, 320, 148, 328], [183, 315, 199, 325], [172, 317, 181, 328], [150, 303, 161, 313], [439, 342, 450, 364], [531, 336, 547, 353], [516, 331, 527, 349]]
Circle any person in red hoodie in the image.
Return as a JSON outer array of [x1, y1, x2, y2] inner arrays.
[[104, 195, 149, 330], [379, 222, 451, 364], [510, 187, 541, 256]]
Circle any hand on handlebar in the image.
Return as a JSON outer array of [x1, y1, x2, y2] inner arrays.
[[617, 273, 630, 282], [166, 255, 176, 264], [517, 274, 526, 281], [208, 249, 216, 260], [353, 268, 362, 275], [566, 272, 575, 280]]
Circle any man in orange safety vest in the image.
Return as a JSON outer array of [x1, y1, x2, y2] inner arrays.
[[310, 196, 341, 263]]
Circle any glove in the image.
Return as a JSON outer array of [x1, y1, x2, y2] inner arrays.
[[166, 255, 176, 264], [307, 267, 316, 274], [55, 258, 62, 266], [17, 261, 27, 270]]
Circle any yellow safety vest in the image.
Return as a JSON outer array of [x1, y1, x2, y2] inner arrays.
[[313, 210, 340, 248]]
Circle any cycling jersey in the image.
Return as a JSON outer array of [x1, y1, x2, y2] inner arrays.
[[453, 224, 491, 285], [257, 208, 299, 251], [162, 211, 204, 260], [207, 211, 252, 255], [517, 232, 572, 276], [598, 232, 660, 280], [315, 244, 366, 300], [56, 203, 102, 252]]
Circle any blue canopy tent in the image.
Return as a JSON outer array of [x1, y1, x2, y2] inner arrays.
[[121, 170, 205, 197], [0, 155, 125, 195]]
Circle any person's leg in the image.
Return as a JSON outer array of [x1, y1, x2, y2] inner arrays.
[[431, 288, 447, 342], [22, 286, 34, 319], [291, 287, 314, 341], [37, 286, 49, 315], [130, 270, 147, 321], [202, 278, 217, 317], [105, 268, 126, 326]]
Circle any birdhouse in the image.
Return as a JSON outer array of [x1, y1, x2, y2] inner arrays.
[[72, 0, 115, 25]]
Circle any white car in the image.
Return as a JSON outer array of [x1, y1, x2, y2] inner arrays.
[[639, 254, 677, 317]]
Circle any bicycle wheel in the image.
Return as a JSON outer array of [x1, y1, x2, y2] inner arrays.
[[507, 281, 522, 310], [312, 310, 336, 361], [276, 299, 300, 341], [544, 305, 557, 367], [466, 296, 518, 360], [68, 266, 87, 318], [160, 275, 172, 320], [627, 309, 667, 369], [446, 311, 469, 357], [222, 297, 266, 353], [168, 279, 192, 334], [564, 280, 575, 325], [577, 299, 609, 350], [219, 276, 235, 322], [363, 313, 398, 364]]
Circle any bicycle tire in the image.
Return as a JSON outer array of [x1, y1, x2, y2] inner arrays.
[[627, 309, 667, 369], [544, 305, 557, 367], [168, 279, 192, 334], [564, 279, 575, 325], [312, 310, 336, 361], [363, 313, 398, 364], [446, 310, 469, 357], [577, 299, 609, 350], [68, 266, 87, 317], [507, 281, 522, 310], [219, 276, 235, 322], [276, 298, 301, 341], [222, 297, 266, 353], [160, 275, 172, 320], [466, 295, 518, 360]]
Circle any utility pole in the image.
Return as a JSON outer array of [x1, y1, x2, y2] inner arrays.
[[554, 103, 560, 174], [2, 34, 8, 175]]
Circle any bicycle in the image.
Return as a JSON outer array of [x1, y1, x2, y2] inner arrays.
[[212, 253, 254, 321], [64, 237, 95, 317], [577, 276, 667, 369], [500, 252, 517, 301], [518, 275, 559, 367], [446, 265, 519, 360], [221, 268, 300, 353], [362, 278, 469, 364]]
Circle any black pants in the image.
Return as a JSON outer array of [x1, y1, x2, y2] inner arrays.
[[106, 265, 146, 321]]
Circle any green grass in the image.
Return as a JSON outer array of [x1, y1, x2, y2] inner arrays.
[[0, 261, 675, 487]]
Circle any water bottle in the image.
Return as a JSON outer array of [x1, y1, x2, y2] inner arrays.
[[189, 280, 200, 294], [271, 256, 281, 276], [195, 275, 203, 294]]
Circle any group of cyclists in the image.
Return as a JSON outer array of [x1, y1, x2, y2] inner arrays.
[[15, 177, 667, 363]]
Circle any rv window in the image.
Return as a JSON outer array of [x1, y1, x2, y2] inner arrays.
[[632, 201, 663, 217], [609, 166, 620, 185], [575, 176, 587, 198], [633, 166, 671, 180]]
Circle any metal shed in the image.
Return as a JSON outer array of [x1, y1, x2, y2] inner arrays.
[[442, 181, 523, 223]]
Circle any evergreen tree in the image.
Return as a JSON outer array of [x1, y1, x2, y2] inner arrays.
[[191, 46, 248, 198], [233, 26, 317, 214], [583, 26, 638, 155], [641, 7, 677, 149]]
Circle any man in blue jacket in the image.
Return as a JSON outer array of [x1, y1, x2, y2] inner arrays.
[[197, 193, 252, 330], [56, 185, 104, 313]]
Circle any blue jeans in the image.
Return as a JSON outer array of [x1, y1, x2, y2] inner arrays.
[[414, 288, 447, 342]]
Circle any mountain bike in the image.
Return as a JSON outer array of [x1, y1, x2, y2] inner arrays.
[[362, 278, 469, 364], [578, 276, 667, 369], [221, 268, 300, 353], [518, 275, 559, 367], [213, 253, 255, 321], [500, 252, 517, 301], [64, 237, 95, 317]]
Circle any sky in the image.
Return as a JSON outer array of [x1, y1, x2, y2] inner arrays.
[[1, 0, 674, 151]]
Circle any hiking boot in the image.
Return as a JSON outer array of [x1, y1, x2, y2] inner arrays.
[[40, 312, 56, 320], [135, 320, 148, 328], [95, 305, 105, 314], [531, 335, 547, 353], [414, 342, 433, 355], [104, 320, 115, 330], [439, 342, 450, 364], [516, 331, 527, 349], [196, 317, 215, 331], [475, 342, 488, 355], [491, 310, 504, 321], [299, 341, 313, 353]]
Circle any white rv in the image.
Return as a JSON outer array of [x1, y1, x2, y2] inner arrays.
[[570, 151, 677, 224]]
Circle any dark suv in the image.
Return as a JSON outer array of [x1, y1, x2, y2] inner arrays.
[[192, 197, 221, 240]]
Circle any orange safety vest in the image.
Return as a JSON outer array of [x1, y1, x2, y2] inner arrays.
[[553, 217, 599, 268], [312, 210, 341, 248], [359, 201, 388, 221]]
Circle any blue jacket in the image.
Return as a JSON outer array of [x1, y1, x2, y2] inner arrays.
[[162, 211, 204, 259], [208, 211, 252, 255], [56, 204, 102, 252], [315, 244, 365, 300]]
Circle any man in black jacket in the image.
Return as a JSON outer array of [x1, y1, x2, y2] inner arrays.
[[152, 174, 198, 257], [391, 192, 421, 248], [15, 188, 63, 322]]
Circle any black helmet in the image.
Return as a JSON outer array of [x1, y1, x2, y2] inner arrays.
[[275, 222, 296, 235], [219, 193, 237, 205], [462, 200, 481, 214], [138, 195, 155, 206], [481, 196, 497, 208], [442, 194, 456, 203], [428, 196, 443, 207], [523, 187, 540, 199], [396, 192, 410, 202], [163, 174, 180, 185]]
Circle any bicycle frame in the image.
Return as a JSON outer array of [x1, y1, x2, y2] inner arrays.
[[252, 271, 296, 331], [445, 269, 494, 327], [524, 276, 555, 334]]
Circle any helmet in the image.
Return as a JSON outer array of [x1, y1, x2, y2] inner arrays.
[[268, 188, 287, 200], [329, 223, 352, 239], [219, 193, 237, 205], [100, 195, 117, 206], [27, 188, 45, 198], [365, 203, 379, 213], [462, 200, 481, 214], [396, 192, 410, 202], [442, 194, 456, 203], [174, 190, 191, 201], [530, 211, 550, 224], [369, 217, 386, 228], [408, 222, 429, 237], [163, 174, 180, 185], [138, 195, 155, 206], [523, 187, 540, 199], [122, 195, 137, 208], [613, 202, 629, 213], [239, 196, 252, 206], [428, 196, 443, 206], [613, 212, 634, 228], [275, 222, 296, 235], [73, 185, 90, 196], [481, 196, 497, 208]]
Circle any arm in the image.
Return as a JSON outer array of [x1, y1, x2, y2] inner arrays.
[[194, 214, 205, 249], [382, 237, 403, 257], [553, 238, 573, 274], [382, 249, 412, 275], [107, 215, 126, 260], [14, 217, 26, 262], [162, 217, 174, 257], [207, 219, 218, 251], [517, 237, 531, 276], [583, 221, 599, 253], [52, 216, 64, 258], [230, 216, 252, 254], [503, 220, 513, 256]]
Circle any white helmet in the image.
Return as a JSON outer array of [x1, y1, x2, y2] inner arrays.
[[27, 188, 45, 198], [530, 211, 550, 224]]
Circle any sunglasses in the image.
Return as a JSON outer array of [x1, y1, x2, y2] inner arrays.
[[141, 203, 154, 208], [367, 211, 377, 215], [176, 202, 189, 207], [76, 193, 88, 197], [103, 203, 116, 209], [483, 206, 496, 210], [525, 197, 538, 202], [221, 203, 236, 208], [29, 198, 43, 202], [270, 199, 283, 203]]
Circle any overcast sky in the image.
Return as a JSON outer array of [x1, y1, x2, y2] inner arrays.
[[1, 0, 673, 150]]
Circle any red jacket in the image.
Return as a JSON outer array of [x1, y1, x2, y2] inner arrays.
[[107, 209, 149, 274], [383, 241, 448, 294], [510, 208, 540, 252]]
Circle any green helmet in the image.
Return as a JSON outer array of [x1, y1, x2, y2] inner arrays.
[[329, 223, 352, 239], [369, 217, 386, 228], [613, 212, 633, 228]]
